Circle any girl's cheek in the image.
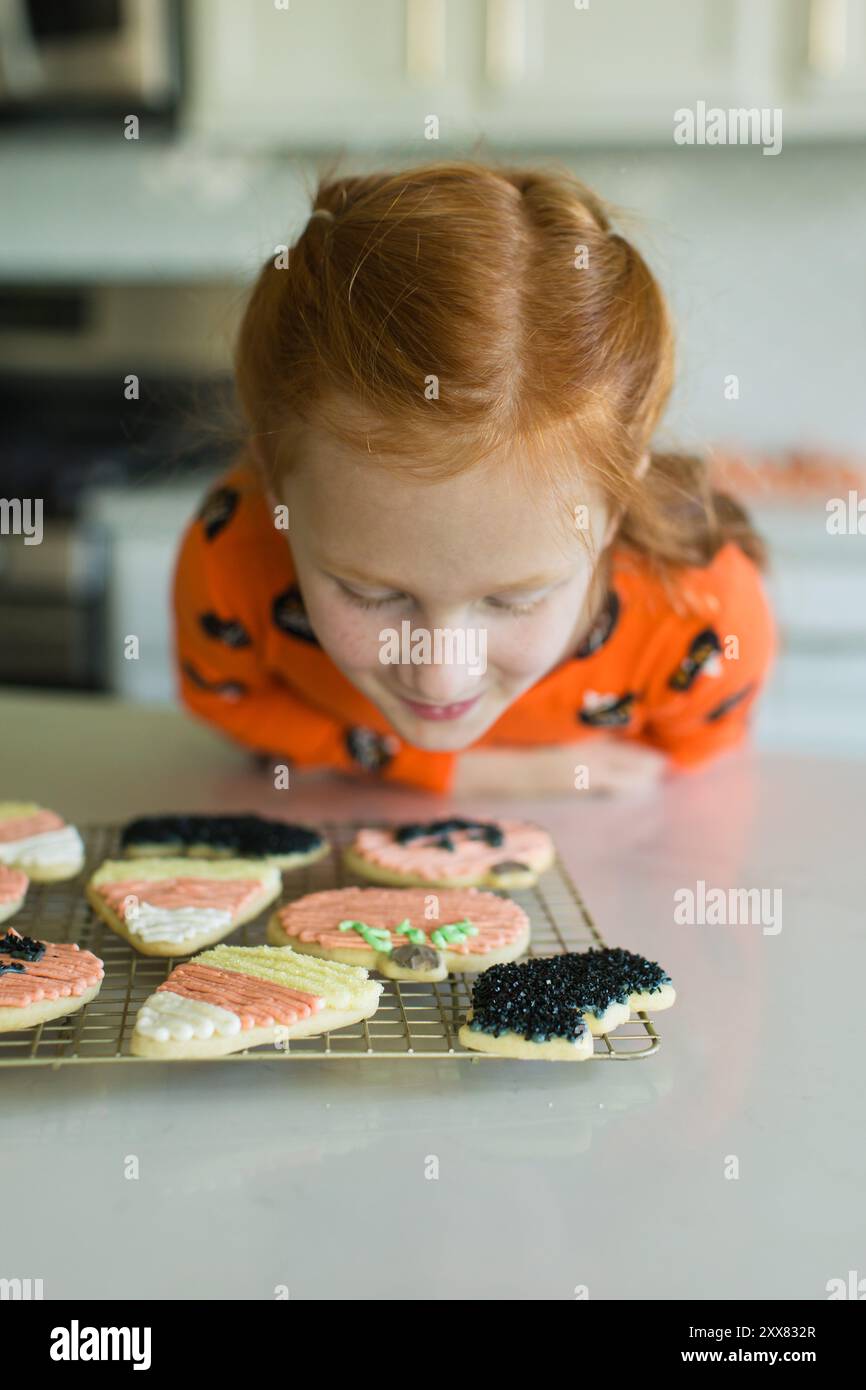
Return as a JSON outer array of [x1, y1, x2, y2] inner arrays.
[[489, 603, 578, 675], [304, 591, 392, 670]]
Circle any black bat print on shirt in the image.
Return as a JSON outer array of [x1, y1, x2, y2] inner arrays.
[[197, 486, 240, 541], [182, 661, 247, 701], [198, 612, 252, 648], [272, 585, 321, 646], [578, 692, 636, 728], [668, 628, 722, 692], [574, 590, 621, 659]]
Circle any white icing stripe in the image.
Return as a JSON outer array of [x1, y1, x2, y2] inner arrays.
[[124, 901, 233, 944], [135, 990, 241, 1042], [0, 826, 83, 869]]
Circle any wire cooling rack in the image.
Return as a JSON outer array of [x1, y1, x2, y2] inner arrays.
[[0, 823, 660, 1066]]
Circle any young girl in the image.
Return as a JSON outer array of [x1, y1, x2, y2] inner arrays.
[[174, 162, 775, 797]]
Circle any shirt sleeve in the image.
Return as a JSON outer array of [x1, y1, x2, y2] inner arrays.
[[640, 551, 777, 769], [172, 497, 353, 771], [172, 484, 457, 793]]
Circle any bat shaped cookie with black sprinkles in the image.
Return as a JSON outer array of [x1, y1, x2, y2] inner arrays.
[[459, 947, 675, 1061], [120, 814, 329, 871]]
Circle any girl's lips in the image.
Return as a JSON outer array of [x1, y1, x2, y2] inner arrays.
[[397, 692, 482, 721]]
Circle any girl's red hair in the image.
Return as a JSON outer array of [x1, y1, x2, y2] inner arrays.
[[235, 162, 764, 570]]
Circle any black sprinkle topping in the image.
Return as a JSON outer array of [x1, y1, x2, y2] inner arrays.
[[120, 814, 323, 858], [0, 961, 25, 977], [395, 818, 505, 849], [469, 948, 671, 1042], [0, 932, 46, 962]]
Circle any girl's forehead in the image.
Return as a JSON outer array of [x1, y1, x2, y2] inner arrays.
[[284, 421, 605, 531], [283, 438, 603, 595]]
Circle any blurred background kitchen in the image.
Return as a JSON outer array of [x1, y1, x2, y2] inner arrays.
[[1, 0, 864, 755]]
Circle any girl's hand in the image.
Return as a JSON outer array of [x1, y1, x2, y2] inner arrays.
[[452, 739, 667, 798]]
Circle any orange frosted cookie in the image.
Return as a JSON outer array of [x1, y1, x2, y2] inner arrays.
[[269, 885, 531, 980], [87, 857, 282, 957], [0, 927, 103, 1033], [345, 817, 555, 890], [0, 865, 28, 925]]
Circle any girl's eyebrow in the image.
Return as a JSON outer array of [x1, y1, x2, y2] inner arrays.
[[323, 561, 570, 596]]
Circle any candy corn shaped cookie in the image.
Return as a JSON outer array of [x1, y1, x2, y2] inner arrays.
[[345, 817, 554, 890], [0, 928, 103, 1033], [269, 885, 531, 981], [87, 858, 282, 957], [0, 802, 84, 882], [0, 866, 28, 924], [131, 943, 383, 1058]]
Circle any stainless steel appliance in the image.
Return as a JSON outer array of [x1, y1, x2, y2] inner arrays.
[[0, 0, 182, 120]]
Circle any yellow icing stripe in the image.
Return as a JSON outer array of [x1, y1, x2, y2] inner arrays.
[[90, 858, 280, 887], [198, 944, 380, 1009], [0, 801, 44, 820]]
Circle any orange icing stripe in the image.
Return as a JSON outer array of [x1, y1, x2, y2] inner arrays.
[[0, 810, 64, 844], [0, 867, 28, 904], [0, 942, 104, 1007], [158, 962, 324, 1030], [352, 821, 551, 880], [277, 886, 528, 956], [96, 877, 263, 918]]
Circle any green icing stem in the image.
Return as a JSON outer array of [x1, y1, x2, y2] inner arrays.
[[336, 917, 477, 952], [337, 919, 393, 953], [430, 918, 478, 948]]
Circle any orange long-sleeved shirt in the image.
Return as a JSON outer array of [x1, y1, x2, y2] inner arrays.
[[173, 462, 776, 793]]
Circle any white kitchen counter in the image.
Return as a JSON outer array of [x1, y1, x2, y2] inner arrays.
[[1, 690, 862, 1300]]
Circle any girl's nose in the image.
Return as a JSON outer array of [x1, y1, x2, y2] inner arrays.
[[386, 613, 488, 701]]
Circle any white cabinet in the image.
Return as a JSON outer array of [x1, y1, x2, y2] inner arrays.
[[187, 0, 475, 146], [476, 0, 761, 143], [185, 0, 866, 147], [777, 0, 866, 134]]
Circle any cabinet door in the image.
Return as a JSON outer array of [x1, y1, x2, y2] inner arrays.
[[476, 0, 769, 143], [186, 0, 473, 146], [778, 0, 866, 134]]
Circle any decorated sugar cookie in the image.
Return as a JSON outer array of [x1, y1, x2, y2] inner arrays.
[[87, 858, 282, 957], [345, 818, 555, 890], [459, 947, 675, 1061], [0, 803, 84, 883], [269, 885, 531, 981], [0, 866, 28, 924], [120, 813, 329, 870], [0, 928, 103, 1033], [130, 942, 383, 1058]]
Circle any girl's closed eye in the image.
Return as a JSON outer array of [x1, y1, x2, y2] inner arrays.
[[336, 578, 550, 618], [485, 594, 546, 617], [334, 579, 405, 611]]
